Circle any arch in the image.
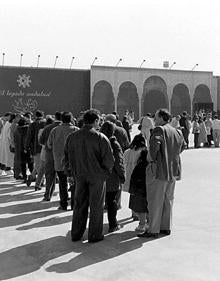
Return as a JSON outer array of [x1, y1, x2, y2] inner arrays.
[[171, 83, 191, 115], [142, 76, 168, 115], [92, 80, 114, 114], [117, 81, 139, 121], [193, 84, 213, 113]]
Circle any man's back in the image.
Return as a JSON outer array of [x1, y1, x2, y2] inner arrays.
[[150, 124, 185, 181], [65, 125, 114, 179]]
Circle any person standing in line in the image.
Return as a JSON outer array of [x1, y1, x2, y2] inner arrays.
[[192, 116, 200, 148], [198, 116, 207, 147], [39, 111, 62, 202], [129, 145, 149, 232], [212, 115, 220, 147], [122, 115, 132, 142], [105, 113, 130, 210], [14, 117, 34, 182], [138, 108, 185, 238], [25, 110, 46, 189], [123, 134, 146, 221], [9, 113, 22, 179], [179, 111, 190, 149], [47, 112, 79, 210], [0, 112, 14, 176], [205, 113, 213, 147], [100, 121, 125, 233], [64, 109, 114, 243], [139, 113, 155, 147]]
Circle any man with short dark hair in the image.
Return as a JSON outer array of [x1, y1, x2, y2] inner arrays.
[[105, 114, 130, 152], [64, 109, 114, 242], [179, 111, 190, 149], [40, 111, 62, 201], [25, 110, 46, 188], [47, 112, 78, 210], [138, 108, 185, 238]]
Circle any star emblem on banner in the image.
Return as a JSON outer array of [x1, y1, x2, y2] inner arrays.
[[17, 74, 32, 88]]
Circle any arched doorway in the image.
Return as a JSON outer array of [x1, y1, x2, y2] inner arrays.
[[193, 84, 213, 113], [142, 76, 168, 116], [171, 84, 191, 115], [92, 80, 114, 114], [117, 81, 139, 121]]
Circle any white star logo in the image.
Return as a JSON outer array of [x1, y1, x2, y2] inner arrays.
[[17, 74, 32, 88]]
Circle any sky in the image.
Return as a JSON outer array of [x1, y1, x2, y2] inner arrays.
[[1, 0, 220, 74]]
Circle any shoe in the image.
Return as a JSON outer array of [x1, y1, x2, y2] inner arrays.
[[72, 236, 82, 242], [108, 224, 121, 233], [88, 235, 104, 243], [6, 170, 14, 176], [41, 198, 50, 202], [160, 230, 171, 235], [135, 224, 146, 232], [0, 170, 7, 176], [137, 231, 159, 238], [57, 206, 67, 211], [15, 175, 23, 180], [35, 186, 42, 191], [26, 175, 33, 187], [132, 216, 139, 221]]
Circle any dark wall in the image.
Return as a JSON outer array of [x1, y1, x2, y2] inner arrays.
[[0, 66, 90, 116]]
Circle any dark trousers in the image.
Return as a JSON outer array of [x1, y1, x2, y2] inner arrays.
[[57, 171, 68, 209], [207, 134, 212, 146], [71, 177, 105, 241], [106, 191, 118, 229], [194, 133, 200, 148], [13, 155, 21, 178], [20, 158, 34, 180], [44, 152, 56, 200], [182, 129, 189, 148]]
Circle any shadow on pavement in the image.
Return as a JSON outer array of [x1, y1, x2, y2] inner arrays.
[[16, 214, 72, 230], [46, 230, 160, 274], [0, 209, 61, 228], [0, 201, 59, 215], [0, 192, 44, 204], [0, 231, 161, 280]]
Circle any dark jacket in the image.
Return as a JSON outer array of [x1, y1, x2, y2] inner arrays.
[[39, 121, 62, 152], [129, 149, 148, 197], [106, 136, 125, 192], [114, 125, 130, 152], [149, 124, 185, 181], [64, 124, 114, 180], [25, 117, 46, 155], [14, 125, 30, 163]]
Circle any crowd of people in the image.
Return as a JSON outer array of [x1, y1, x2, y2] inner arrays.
[[0, 107, 188, 242]]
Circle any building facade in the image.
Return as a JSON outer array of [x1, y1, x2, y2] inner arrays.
[[91, 65, 217, 120]]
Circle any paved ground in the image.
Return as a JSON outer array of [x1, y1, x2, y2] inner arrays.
[[0, 128, 220, 281]]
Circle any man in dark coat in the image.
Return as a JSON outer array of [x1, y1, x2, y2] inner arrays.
[[64, 109, 114, 243], [179, 111, 190, 149], [39, 111, 62, 201], [138, 108, 185, 238], [25, 110, 46, 187]]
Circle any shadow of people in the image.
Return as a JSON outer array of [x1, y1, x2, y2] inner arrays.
[[0, 230, 164, 280], [16, 214, 72, 231], [0, 235, 75, 280], [46, 230, 161, 274], [0, 201, 59, 215], [0, 192, 44, 204], [0, 209, 61, 228]]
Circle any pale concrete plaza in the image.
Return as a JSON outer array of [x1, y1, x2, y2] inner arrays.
[[0, 128, 220, 281]]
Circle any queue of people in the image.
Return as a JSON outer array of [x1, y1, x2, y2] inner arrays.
[[0, 107, 185, 242]]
